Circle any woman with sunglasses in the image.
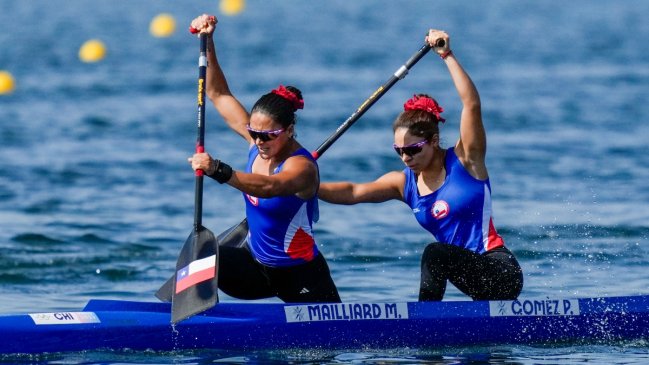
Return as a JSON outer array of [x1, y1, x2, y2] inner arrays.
[[187, 14, 340, 303], [319, 29, 523, 301]]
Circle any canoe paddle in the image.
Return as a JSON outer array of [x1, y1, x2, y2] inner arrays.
[[311, 40, 442, 159], [167, 33, 220, 324], [156, 39, 442, 319]]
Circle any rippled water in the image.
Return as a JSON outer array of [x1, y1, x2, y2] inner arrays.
[[1, 0, 649, 363]]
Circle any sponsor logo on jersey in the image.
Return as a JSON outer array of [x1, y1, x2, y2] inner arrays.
[[431, 200, 449, 219], [489, 298, 580, 317], [284, 302, 409, 323]]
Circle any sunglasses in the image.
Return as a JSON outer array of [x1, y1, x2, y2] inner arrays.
[[393, 139, 428, 157], [246, 125, 285, 142]]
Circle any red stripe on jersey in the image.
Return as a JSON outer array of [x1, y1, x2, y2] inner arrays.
[[486, 218, 504, 251], [286, 228, 315, 261]]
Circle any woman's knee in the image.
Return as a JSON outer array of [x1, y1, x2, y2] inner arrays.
[[421, 242, 448, 262]]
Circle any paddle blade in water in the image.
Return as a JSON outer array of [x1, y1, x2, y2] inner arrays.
[[170, 226, 219, 323]]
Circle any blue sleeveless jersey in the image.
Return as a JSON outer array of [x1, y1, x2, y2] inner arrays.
[[244, 145, 320, 267], [402, 147, 505, 254]]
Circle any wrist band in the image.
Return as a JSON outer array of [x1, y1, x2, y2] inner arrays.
[[207, 159, 233, 184], [440, 50, 453, 59]]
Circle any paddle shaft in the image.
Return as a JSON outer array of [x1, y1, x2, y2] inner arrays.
[[194, 34, 208, 230], [167, 33, 220, 323], [312, 41, 440, 159]]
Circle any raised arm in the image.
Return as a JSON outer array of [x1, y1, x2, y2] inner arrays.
[[427, 29, 487, 180], [191, 14, 252, 143], [319, 171, 405, 205]]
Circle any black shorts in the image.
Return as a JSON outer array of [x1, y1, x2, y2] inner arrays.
[[419, 243, 523, 301], [217, 244, 341, 303]]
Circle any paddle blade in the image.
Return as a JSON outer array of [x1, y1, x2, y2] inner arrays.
[[217, 218, 249, 249], [170, 225, 219, 323], [154, 276, 174, 303], [155, 219, 249, 303]]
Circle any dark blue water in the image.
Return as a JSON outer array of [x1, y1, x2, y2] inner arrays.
[[2, 0, 649, 363]]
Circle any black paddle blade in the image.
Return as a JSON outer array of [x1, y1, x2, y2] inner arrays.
[[217, 218, 249, 249], [155, 219, 249, 303], [154, 276, 174, 302], [170, 225, 219, 324]]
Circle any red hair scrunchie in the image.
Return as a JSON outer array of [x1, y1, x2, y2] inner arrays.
[[403, 94, 445, 123], [271, 85, 304, 111]]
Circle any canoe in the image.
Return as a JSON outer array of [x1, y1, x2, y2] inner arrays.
[[1, 295, 649, 354]]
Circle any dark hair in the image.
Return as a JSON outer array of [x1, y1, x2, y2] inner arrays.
[[251, 85, 303, 128], [392, 93, 440, 140]]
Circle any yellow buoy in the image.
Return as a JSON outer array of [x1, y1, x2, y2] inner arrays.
[[0, 70, 16, 95], [220, 0, 245, 16], [150, 13, 176, 38], [79, 39, 107, 63]]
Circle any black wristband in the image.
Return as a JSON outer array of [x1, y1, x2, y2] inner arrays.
[[207, 159, 233, 184]]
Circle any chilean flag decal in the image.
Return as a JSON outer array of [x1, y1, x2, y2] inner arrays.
[[175, 254, 216, 294]]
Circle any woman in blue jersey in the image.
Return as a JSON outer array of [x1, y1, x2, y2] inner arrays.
[[319, 29, 523, 301], [187, 14, 340, 303]]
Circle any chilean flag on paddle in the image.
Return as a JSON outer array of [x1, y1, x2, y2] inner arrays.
[[175, 254, 217, 294]]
